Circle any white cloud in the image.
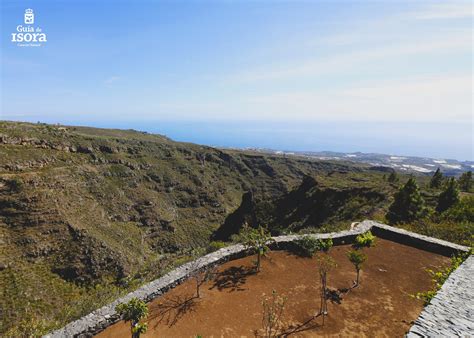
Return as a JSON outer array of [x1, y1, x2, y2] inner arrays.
[[408, 2, 473, 20], [149, 74, 471, 124], [228, 32, 470, 83], [225, 1, 471, 85], [213, 3, 472, 125], [236, 75, 472, 122], [90, 3, 472, 127]]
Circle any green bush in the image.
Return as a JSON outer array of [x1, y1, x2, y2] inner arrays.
[[319, 238, 333, 252], [354, 231, 376, 248], [441, 196, 474, 223], [399, 219, 473, 247], [206, 241, 226, 253], [415, 252, 469, 305], [7, 177, 23, 192], [294, 236, 333, 257], [116, 298, 149, 338]]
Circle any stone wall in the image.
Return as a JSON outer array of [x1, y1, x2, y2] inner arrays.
[[370, 222, 467, 257], [45, 220, 469, 338], [407, 255, 474, 337]]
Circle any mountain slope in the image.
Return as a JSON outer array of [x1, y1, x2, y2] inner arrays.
[[1, 121, 400, 334]]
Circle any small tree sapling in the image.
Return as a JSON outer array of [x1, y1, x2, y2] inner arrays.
[[115, 297, 149, 338], [241, 224, 273, 272], [347, 250, 366, 287], [261, 289, 287, 338], [315, 253, 337, 325]]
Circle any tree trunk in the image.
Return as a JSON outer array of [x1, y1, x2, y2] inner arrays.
[[319, 282, 324, 316], [322, 277, 326, 326], [323, 275, 328, 314], [132, 322, 139, 338], [320, 272, 328, 324], [356, 268, 360, 286], [257, 250, 261, 272]]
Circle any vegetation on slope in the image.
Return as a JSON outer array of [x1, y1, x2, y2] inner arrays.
[[0, 121, 472, 335]]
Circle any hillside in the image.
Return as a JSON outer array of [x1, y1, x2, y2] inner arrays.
[[0, 121, 470, 335]]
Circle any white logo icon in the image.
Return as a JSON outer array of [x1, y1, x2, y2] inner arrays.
[[24, 9, 34, 24], [11, 8, 47, 46]]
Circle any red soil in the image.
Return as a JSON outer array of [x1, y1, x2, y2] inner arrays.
[[97, 239, 449, 337]]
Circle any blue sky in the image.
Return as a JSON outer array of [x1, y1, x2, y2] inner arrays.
[[1, 0, 472, 160]]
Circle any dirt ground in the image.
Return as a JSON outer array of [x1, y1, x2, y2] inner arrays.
[[97, 239, 449, 337]]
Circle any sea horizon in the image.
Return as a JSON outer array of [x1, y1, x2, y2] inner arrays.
[[1, 117, 472, 162]]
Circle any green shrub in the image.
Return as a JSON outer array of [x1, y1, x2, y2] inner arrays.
[[115, 297, 148, 338], [415, 252, 469, 305], [354, 231, 376, 248], [294, 236, 333, 257], [399, 219, 473, 247], [3, 316, 52, 337], [441, 196, 474, 223], [319, 238, 333, 252], [206, 241, 226, 253], [7, 177, 23, 192]]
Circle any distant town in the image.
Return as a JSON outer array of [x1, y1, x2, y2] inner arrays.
[[235, 148, 474, 176]]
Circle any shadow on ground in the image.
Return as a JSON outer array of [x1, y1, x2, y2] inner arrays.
[[210, 265, 255, 292], [149, 293, 198, 328], [254, 314, 323, 337]]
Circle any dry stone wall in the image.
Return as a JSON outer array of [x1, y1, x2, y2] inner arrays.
[[406, 255, 474, 337]]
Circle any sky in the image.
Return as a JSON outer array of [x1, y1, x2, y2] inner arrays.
[[0, 0, 472, 160]]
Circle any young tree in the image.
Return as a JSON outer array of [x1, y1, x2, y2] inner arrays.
[[430, 168, 444, 189], [189, 262, 217, 298], [347, 250, 366, 287], [458, 171, 472, 192], [315, 254, 337, 324], [386, 178, 426, 224], [436, 178, 460, 213], [115, 298, 149, 338], [241, 224, 273, 272], [261, 290, 287, 338]]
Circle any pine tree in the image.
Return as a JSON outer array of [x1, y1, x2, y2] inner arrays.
[[430, 168, 443, 189], [436, 178, 460, 213], [458, 171, 472, 192], [387, 171, 398, 183], [386, 178, 426, 224]]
